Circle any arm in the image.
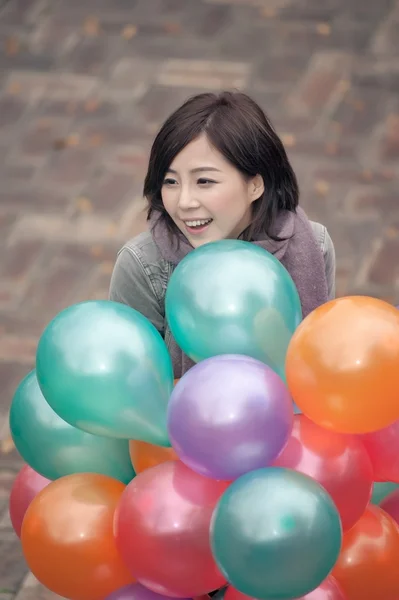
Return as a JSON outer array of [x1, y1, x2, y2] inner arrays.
[[109, 246, 165, 336], [322, 228, 336, 300]]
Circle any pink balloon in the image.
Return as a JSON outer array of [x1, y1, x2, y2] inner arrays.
[[380, 490, 399, 525], [115, 460, 228, 598], [361, 419, 399, 483], [9, 464, 50, 537], [224, 576, 346, 600], [273, 415, 373, 531]]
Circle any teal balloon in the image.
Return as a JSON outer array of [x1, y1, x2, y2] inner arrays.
[[36, 300, 174, 445], [371, 482, 399, 505], [9, 370, 135, 483], [165, 240, 302, 379], [210, 468, 342, 600]]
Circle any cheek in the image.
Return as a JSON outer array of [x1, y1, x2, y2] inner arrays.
[[161, 189, 175, 214], [210, 186, 250, 218]]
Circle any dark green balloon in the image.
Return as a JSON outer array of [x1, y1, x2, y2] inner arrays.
[[36, 300, 174, 445], [210, 468, 342, 600], [9, 370, 135, 483], [371, 482, 399, 505]]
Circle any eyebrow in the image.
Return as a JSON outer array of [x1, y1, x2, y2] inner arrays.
[[166, 167, 222, 174]]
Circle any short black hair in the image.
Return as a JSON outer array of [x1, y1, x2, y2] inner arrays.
[[144, 91, 299, 241]]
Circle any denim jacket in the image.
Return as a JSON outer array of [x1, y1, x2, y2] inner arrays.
[[109, 221, 335, 349]]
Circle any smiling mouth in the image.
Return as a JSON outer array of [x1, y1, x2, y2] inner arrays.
[[184, 219, 213, 228], [183, 218, 213, 234]]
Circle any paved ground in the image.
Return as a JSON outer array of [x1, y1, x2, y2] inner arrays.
[[0, 0, 398, 597]]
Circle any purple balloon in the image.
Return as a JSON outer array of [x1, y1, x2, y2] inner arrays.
[[105, 583, 192, 600], [167, 355, 293, 480]]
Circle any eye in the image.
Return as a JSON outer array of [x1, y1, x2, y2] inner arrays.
[[197, 178, 216, 185], [163, 178, 178, 186]]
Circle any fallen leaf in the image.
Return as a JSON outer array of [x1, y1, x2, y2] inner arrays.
[[90, 245, 103, 257], [75, 197, 93, 213], [100, 261, 114, 275], [6, 82, 21, 95], [163, 22, 182, 34], [260, 7, 277, 18], [107, 222, 118, 236], [66, 133, 80, 147], [325, 142, 338, 155], [314, 180, 330, 196], [5, 36, 19, 56], [84, 99, 99, 113], [281, 133, 296, 148], [361, 169, 374, 182], [122, 25, 138, 39], [53, 138, 68, 151], [83, 16, 100, 36], [1, 436, 15, 455], [386, 226, 399, 239], [89, 134, 104, 147], [316, 23, 331, 36]]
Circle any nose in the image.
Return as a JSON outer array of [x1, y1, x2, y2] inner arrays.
[[177, 184, 200, 210]]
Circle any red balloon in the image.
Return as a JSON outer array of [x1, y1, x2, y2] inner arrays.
[[273, 415, 373, 530], [9, 464, 50, 537], [380, 490, 399, 525], [361, 419, 399, 482], [115, 460, 229, 597], [333, 505, 399, 600], [224, 576, 346, 600]]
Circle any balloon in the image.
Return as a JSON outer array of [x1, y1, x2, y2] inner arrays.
[[333, 505, 399, 600], [361, 419, 399, 482], [115, 460, 229, 597], [9, 370, 135, 483], [36, 300, 174, 444], [21, 473, 134, 600], [129, 440, 178, 474], [274, 415, 373, 530], [286, 296, 399, 434], [9, 464, 50, 537], [223, 577, 346, 600], [371, 481, 399, 505], [380, 490, 399, 524], [105, 582, 191, 600], [165, 240, 301, 379], [210, 467, 342, 600], [168, 355, 293, 480]]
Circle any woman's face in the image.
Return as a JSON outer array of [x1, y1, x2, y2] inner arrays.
[[161, 134, 264, 248]]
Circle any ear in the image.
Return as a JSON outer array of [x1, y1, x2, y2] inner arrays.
[[249, 174, 265, 203]]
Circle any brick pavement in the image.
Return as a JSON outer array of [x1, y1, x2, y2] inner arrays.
[[0, 0, 398, 597]]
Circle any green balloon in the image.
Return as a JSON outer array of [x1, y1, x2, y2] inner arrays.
[[166, 240, 302, 379], [210, 468, 342, 600], [9, 370, 135, 483], [371, 482, 399, 505], [36, 300, 174, 445]]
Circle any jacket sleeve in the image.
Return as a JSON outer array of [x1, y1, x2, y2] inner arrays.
[[109, 246, 165, 336], [322, 227, 336, 300]]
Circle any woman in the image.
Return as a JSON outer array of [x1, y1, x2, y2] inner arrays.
[[109, 91, 335, 378]]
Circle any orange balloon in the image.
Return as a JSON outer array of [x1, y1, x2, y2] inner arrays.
[[21, 473, 134, 600], [129, 440, 178, 473], [128, 379, 180, 474], [286, 296, 399, 433], [333, 504, 399, 600]]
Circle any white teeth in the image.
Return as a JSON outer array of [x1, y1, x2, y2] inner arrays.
[[186, 219, 212, 227]]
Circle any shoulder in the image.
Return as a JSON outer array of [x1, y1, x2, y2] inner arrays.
[[309, 220, 336, 299], [309, 221, 333, 256], [120, 231, 161, 264], [111, 230, 172, 303]]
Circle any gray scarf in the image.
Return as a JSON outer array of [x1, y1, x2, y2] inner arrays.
[[149, 207, 328, 377]]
